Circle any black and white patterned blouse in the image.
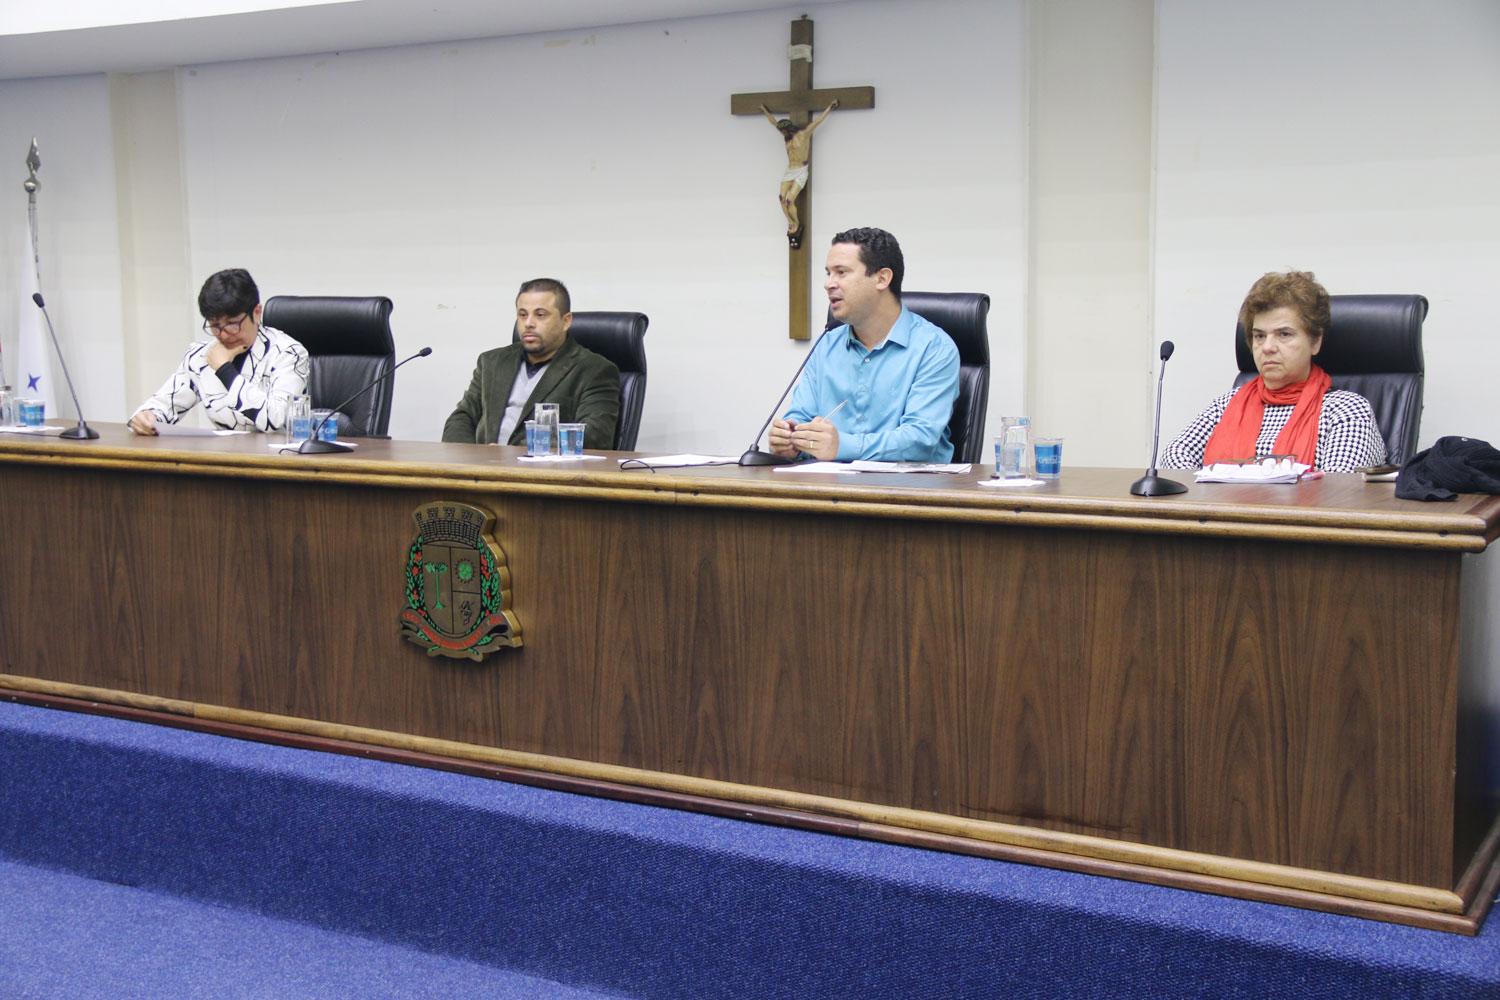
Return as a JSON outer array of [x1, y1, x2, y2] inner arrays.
[[1160, 387, 1387, 472], [133, 325, 310, 432]]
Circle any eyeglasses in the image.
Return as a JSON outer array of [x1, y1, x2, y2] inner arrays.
[[203, 313, 253, 336]]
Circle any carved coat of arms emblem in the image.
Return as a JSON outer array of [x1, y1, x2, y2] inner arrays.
[[399, 501, 522, 659]]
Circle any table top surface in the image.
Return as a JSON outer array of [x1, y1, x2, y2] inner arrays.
[[2, 423, 1495, 549]]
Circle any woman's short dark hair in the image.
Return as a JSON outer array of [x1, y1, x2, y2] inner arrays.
[[197, 269, 260, 320], [517, 278, 571, 316], [831, 227, 904, 300], [1239, 271, 1330, 345]]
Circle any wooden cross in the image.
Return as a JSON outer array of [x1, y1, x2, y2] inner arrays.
[[731, 16, 875, 340]]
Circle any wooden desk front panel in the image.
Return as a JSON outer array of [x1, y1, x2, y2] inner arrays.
[[0, 463, 1459, 889]]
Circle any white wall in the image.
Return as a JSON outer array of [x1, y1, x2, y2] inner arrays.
[[111, 70, 197, 422], [172, 0, 1026, 450], [5, 0, 1500, 464], [1153, 0, 1500, 453], [1028, 0, 1153, 468], [0, 75, 127, 421], [0, 0, 348, 35]]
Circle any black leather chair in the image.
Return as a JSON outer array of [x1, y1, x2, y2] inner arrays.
[[1233, 294, 1427, 466], [824, 291, 991, 463], [512, 312, 649, 451], [262, 295, 396, 438]]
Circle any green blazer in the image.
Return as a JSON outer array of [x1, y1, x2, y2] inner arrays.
[[441, 336, 620, 449]]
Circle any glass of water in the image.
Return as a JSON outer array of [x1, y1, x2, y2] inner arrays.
[[19, 398, 45, 427], [995, 416, 1032, 478], [311, 409, 338, 443], [288, 394, 312, 444], [1034, 436, 1064, 478], [533, 403, 560, 457], [559, 422, 586, 456]]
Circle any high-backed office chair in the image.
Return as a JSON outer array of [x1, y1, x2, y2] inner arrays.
[[1233, 294, 1427, 466], [824, 291, 991, 464], [511, 311, 649, 451], [262, 295, 397, 438]]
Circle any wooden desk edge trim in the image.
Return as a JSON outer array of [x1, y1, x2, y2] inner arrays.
[[0, 448, 1486, 551], [0, 674, 1467, 917], [2, 440, 1490, 541], [677, 477, 1494, 537], [671, 492, 1489, 551], [0, 450, 683, 507]]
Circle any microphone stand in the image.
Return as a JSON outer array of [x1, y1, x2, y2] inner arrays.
[[739, 325, 837, 466], [298, 347, 432, 454], [1130, 340, 1187, 497], [30, 294, 98, 440], [23, 144, 94, 440]]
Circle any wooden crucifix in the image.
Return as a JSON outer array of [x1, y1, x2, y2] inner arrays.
[[731, 16, 875, 340]]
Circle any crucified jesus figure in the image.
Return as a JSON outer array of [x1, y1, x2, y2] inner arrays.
[[761, 99, 838, 249]]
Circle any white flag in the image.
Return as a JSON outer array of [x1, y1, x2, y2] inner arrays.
[[17, 209, 57, 416]]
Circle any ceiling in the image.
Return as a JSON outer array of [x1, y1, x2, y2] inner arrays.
[[0, 0, 823, 81]]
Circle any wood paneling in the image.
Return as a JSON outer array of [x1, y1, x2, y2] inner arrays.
[[0, 425, 1495, 925]]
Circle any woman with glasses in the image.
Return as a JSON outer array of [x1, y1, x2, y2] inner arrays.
[[128, 268, 309, 435]]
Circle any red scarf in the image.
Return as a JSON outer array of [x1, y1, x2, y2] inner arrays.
[[1202, 365, 1330, 467]]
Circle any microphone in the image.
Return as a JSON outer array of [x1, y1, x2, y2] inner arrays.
[[739, 325, 838, 466], [298, 346, 432, 454], [30, 292, 99, 441], [1130, 340, 1187, 496]]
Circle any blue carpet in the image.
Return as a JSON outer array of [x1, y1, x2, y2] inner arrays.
[[0, 859, 623, 999], [2, 699, 1499, 999]]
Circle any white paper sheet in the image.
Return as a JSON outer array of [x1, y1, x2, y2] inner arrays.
[[519, 454, 607, 462], [850, 461, 972, 474], [617, 454, 737, 468], [1194, 459, 1309, 484], [268, 440, 359, 451], [775, 461, 974, 474], [156, 425, 249, 437], [977, 477, 1046, 488], [772, 462, 850, 474]]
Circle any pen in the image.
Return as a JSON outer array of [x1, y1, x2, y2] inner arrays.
[[821, 399, 849, 421]]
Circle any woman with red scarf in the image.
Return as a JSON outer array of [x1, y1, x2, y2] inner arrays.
[[1160, 271, 1387, 472]]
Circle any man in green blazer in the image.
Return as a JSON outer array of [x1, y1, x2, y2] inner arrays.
[[442, 278, 620, 449]]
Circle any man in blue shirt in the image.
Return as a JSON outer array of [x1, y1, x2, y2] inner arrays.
[[769, 228, 960, 462]]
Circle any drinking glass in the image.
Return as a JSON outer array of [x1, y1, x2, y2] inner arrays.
[[533, 403, 560, 457], [1034, 436, 1064, 479], [287, 394, 312, 444], [995, 416, 1031, 478]]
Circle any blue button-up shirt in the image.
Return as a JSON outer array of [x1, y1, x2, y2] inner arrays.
[[783, 306, 960, 461]]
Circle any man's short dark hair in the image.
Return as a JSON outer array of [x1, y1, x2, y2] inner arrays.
[[518, 278, 571, 315], [197, 268, 259, 320], [831, 228, 904, 300]]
